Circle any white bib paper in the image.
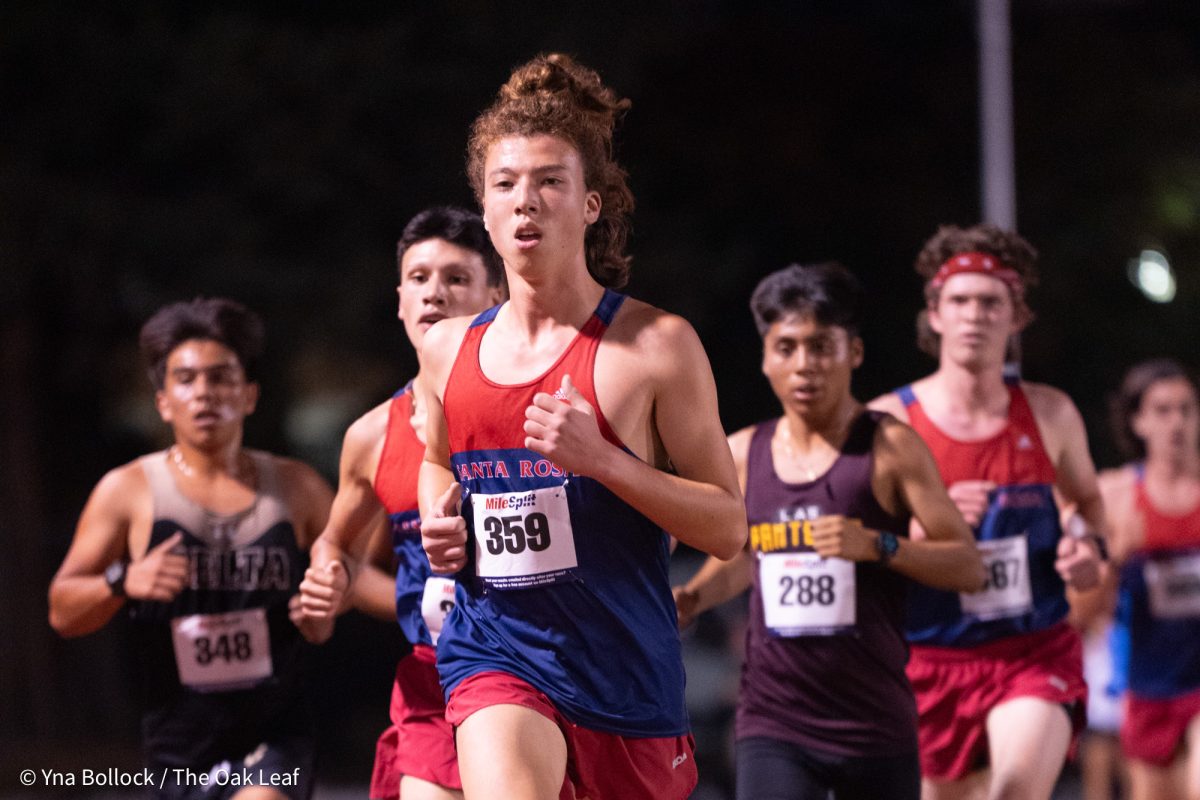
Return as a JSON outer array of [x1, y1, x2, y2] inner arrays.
[[1144, 553, 1200, 619], [472, 485, 577, 589], [961, 535, 1033, 620], [171, 608, 272, 691], [760, 552, 856, 635], [420, 576, 457, 643]]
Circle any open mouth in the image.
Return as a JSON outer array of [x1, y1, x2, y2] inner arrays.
[[418, 312, 447, 329], [515, 226, 542, 249]]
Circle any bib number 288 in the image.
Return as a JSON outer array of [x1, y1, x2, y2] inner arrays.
[[779, 574, 837, 607], [760, 552, 856, 635]]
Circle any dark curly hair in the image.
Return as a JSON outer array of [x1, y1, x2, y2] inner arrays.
[[467, 53, 634, 288], [750, 262, 864, 339], [139, 297, 265, 390], [1109, 358, 1198, 460], [914, 223, 1038, 357]]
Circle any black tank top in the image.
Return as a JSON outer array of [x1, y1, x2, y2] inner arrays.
[[736, 412, 917, 757], [128, 450, 312, 767]]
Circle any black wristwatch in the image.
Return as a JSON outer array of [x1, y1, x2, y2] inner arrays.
[[104, 559, 128, 597], [875, 531, 900, 565]]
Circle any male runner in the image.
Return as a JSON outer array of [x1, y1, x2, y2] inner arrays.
[[49, 297, 333, 800], [870, 223, 1106, 800], [298, 206, 504, 800], [1099, 359, 1200, 800], [418, 53, 746, 800], [674, 262, 984, 800]]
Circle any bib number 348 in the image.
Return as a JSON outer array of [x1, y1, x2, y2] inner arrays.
[[170, 608, 273, 691]]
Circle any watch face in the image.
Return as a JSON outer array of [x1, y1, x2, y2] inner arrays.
[[105, 560, 126, 594], [879, 532, 899, 560]]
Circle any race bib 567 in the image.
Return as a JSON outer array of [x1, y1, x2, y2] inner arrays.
[[960, 535, 1033, 620]]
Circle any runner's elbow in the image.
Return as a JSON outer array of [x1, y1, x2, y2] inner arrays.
[[708, 509, 748, 561], [47, 586, 106, 638], [957, 552, 988, 593], [47, 604, 90, 638]]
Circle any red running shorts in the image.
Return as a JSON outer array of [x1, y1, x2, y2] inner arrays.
[[369, 645, 461, 800], [445, 670, 696, 800], [907, 622, 1087, 781]]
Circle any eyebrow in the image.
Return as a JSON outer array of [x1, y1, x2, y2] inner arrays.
[[487, 163, 571, 179], [169, 363, 239, 375]]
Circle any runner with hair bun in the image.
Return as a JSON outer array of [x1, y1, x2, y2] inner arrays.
[[418, 53, 746, 800]]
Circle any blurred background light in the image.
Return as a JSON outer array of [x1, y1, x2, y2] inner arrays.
[[1129, 248, 1176, 303]]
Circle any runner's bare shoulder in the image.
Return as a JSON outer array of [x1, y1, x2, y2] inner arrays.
[[605, 297, 708, 372]]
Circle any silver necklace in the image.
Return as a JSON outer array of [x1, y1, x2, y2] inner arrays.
[[169, 445, 254, 485], [776, 420, 827, 481], [169, 445, 197, 478]]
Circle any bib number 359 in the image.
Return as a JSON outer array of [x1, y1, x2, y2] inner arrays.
[[483, 512, 552, 555], [472, 485, 577, 590]]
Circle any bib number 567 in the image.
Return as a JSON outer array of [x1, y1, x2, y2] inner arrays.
[[983, 558, 1021, 591], [483, 512, 551, 556]]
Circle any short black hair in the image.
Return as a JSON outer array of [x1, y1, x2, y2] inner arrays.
[[1110, 358, 1198, 460], [139, 297, 265, 390], [396, 206, 504, 287], [750, 261, 863, 338]]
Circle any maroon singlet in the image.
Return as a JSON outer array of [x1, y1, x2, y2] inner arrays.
[[736, 411, 917, 757]]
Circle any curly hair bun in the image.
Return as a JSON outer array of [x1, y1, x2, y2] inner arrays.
[[500, 54, 631, 122], [468, 53, 635, 288]]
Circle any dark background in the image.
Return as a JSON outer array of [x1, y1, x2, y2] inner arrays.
[[3, 1, 1198, 796]]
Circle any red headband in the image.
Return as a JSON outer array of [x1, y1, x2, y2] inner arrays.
[[929, 251, 1024, 296]]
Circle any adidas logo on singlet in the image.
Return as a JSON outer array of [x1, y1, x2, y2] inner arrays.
[[1017, 434, 1033, 450], [672, 753, 688, 769]]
